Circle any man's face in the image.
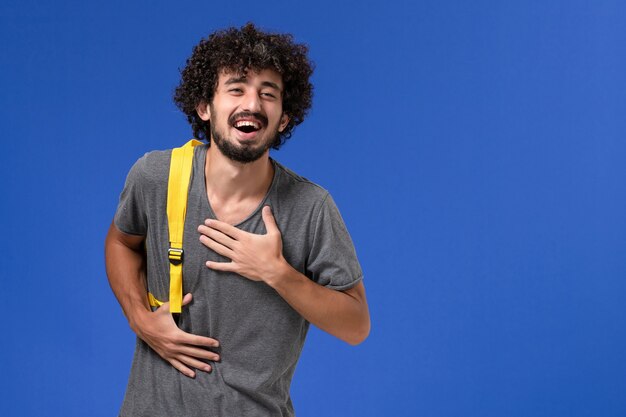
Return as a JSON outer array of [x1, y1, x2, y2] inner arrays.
[[198, 68, 289, 164]]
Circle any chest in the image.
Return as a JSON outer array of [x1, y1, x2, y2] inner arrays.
[[208, 195, 266, 226]]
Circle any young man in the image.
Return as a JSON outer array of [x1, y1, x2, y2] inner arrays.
[[105, 23, 370, 416]]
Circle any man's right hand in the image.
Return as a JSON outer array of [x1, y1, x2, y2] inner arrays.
[[105, 223, 219, 378], [132, 293, 220, 378]]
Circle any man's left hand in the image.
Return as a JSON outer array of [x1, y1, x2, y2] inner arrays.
[[198, 205, 288, 283]]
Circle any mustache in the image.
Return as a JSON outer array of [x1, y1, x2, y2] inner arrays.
[[228, 112, 268, 127]]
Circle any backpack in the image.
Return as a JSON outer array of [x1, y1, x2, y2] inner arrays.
[[147, 139, 203, 313]]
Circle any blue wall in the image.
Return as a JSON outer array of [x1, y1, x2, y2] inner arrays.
[[1, 0, 625, 416]]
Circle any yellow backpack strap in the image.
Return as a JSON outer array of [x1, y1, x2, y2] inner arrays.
[[147, 292, 164, 308], [148, 139, 203, 313]]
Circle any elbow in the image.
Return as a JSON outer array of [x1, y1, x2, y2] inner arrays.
[[337, 282, 371, 346], [345, 318, 371, 346]]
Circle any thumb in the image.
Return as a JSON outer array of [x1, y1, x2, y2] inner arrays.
[[262, 205, 279, 233], [159, 293, 191, 313], [182, 293, 193, 306]]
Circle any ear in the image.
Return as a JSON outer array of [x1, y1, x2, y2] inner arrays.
[[196, 102, 211, 122], [278, 113, 290, 132]]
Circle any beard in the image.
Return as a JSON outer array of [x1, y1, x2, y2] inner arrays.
[[210, 108, 280, 164]]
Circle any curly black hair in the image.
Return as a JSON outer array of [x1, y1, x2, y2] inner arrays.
[[173, 23, 314, 149]]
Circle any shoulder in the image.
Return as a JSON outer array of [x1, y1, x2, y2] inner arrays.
[[126, 148, 173, 189], [272, 159, 330, 206], [133, 148, 173, 177]]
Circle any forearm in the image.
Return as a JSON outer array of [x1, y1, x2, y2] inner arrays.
[[104, 222, 150, 332], [266, 262, 370, 345], [198, 210, 370, 345]]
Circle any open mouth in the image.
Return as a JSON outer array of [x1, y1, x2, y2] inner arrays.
[[233, 119, 262, 134]]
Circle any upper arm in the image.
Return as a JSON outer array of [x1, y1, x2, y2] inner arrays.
[[341, 281, 371, 343], [342, 281, 368, 306], [106, 221, 145, 252], [343, 281, 370, 327], [306, 194, 363, 289]]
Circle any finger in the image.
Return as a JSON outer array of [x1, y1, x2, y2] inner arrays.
[[176, 354, 212, 373], [156, 294, 193, 315], [199, 234, 235, 258], [182, 293, 193, 306], [157, 300, 171, 314], [178, 345, 220, 362], [170, 358, 196, 378], [181, 333, 221, 349], [155, 300, 183, 318], [204, 218, 243, 240], [198, 224, 237, 249], [261, 205, 279, 234], [206, 261, 237, 272]]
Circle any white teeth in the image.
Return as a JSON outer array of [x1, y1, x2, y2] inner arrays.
[[234, 120, 260, 129]]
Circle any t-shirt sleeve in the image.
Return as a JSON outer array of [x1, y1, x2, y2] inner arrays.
[[114, 155, 148, 236], [306, 193, 363, 290]]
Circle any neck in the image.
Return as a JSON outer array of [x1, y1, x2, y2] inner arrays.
[[204, 144, 274, 203]]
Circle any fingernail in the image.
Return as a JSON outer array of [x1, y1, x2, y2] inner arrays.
[[204, 366, 212, 372]]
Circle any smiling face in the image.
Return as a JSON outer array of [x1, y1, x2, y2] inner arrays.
[[197, 68, 290, 164]]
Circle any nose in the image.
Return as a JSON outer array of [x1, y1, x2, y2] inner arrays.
[[242, 90, 261, 113]]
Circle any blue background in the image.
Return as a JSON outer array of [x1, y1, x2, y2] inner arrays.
[[2, 0, 625, 416]]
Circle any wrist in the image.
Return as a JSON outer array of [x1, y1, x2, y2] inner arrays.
[[127, 305, 151, 335], [265, 258, 295, 289]]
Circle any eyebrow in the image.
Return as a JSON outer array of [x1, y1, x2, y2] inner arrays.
[[224, 76, 247, 85], [261, 81, 281, 91], [224, 77, 282, 91]]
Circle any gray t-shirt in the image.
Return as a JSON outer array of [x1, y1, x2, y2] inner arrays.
[[114, 144, 363, 417]]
